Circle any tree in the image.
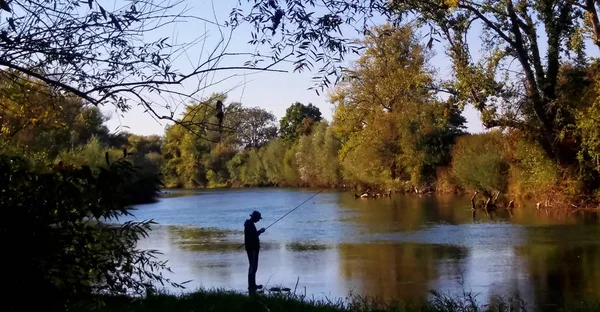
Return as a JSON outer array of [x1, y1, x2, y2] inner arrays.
[[236, 107, 278, 149], [452, 132, 509, 199], [235, 0, 599, 164], [161, 94, 242, 187], [279, 102, 322, 141], [69, 106, 110, 147], [0, 0, 290, 142], [330, 24, 465, 188], [162, 117, 210, 188], [387, 0, 589, 166], [1, 155, 179, 310], [233, 0, 392, 91], [295, 121, 341, 187], [126, 134, 163, 155], [0, 71, 112, 157]]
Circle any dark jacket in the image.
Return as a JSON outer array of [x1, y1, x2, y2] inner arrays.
[[244, 219, 260, 250]]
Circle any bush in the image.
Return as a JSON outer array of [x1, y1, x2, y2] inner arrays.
[[0, 155, 181, 310], [56, 136, 122, 168], [435, 166, 458, 194], [57, 137, 161, 204], [451, 132, 509, 197], [509, 136, 558, 198]]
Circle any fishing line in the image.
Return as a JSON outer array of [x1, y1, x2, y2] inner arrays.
[[238, 189, 325, 249]]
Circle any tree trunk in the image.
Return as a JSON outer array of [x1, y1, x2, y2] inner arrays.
[[484, 196, 492, 212], [586, 0, 600, 52], [507, 200, 515, 209], [471, 191, 479, 210], [492, 191, 501, 205]]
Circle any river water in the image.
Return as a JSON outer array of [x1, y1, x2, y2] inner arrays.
[[124, 188, 600, 308]]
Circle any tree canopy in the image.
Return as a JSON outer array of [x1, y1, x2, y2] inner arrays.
[[279, 102, 322, 141], [331, 24, 465, 188]]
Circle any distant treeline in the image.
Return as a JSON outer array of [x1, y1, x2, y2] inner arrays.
[[3, 25, 600, 208]]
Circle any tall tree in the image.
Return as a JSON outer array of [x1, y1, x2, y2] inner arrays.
[[236, 0, 597, 166], [279, 102, 322, 141], [161, 94, 242, 187], [0, 71, 111, 157], [331, 24, 465, 187], [388, 0, 588, 166], [235, 107, 278, 149]]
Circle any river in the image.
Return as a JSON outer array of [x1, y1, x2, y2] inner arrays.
[[123, 188, 600, 308]]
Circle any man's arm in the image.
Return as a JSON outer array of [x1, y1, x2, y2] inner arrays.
[[245, 222, 263, 238]]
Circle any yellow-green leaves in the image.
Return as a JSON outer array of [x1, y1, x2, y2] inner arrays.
[[444, 0, 460, 8], [330, 24, 465, 188]]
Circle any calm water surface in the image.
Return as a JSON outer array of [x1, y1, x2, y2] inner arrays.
[[123, 188, 600, 308]]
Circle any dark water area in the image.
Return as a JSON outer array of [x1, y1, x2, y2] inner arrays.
[[122, 188, 600, 308]]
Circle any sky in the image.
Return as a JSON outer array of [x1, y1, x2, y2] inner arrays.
[[100, 0, 486, 136]]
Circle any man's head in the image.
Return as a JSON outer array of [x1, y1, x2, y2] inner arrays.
[[249, 211, 262, 223]]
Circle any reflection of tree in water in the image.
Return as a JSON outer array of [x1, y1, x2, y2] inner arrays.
[[338, 194, 434, 232], [338, 193, 494, 231], [338, 243, 467, 302], [517, 241, 600, 307], [167, 225, 280, 253], [167, 226, 244, 253]]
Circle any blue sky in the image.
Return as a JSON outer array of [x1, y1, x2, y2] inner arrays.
[[100, 0, 495, 135]]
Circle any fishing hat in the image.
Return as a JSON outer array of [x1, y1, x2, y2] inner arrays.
[[250, 210, 262, 219]]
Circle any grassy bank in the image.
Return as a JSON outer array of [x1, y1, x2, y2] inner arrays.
[[79, 288, 600, 312]]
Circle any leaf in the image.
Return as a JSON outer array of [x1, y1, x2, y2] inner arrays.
[[427, 36, 434, 49], [110, 14, 122, 31], [99, 5, 107, 19], [0, 0, 10, 13], [8, 18, 15, 31]]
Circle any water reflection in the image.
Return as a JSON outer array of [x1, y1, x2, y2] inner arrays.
[[518, 227, 600, 307], [167, 226, 279, 252], [131, 190, 600, 307], [338, 243, 468, 301]]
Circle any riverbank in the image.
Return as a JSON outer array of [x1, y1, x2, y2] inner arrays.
[[80, 288, 600, 312]]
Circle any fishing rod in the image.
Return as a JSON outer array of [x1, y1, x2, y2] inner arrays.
[[238, 189, 325, 249]]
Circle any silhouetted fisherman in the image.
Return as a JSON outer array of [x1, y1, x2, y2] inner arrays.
[[244, 210, 265, 292]]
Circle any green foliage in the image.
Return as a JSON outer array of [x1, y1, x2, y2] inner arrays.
[[296, 122, 341, 187], [261, 139, 289, 186], [162, 119, 210, 188], [56, 137, 162, 205], [226, 150, 269, 186], [57, 136, 123, 168], [0, 72, 112, 157], [283, 142, 302, 185], [451, 132, 509, 196], [0, 155, 180, 310], [279, 102, 322, 141], [205, 144, 237, 187], [236, 107, 278, 149], [126, 134, 163, 154], [510, 136, 559, 196], [162, 95, 279, 188], [331, 24, 465, 189], [231, 0, 600, 202]]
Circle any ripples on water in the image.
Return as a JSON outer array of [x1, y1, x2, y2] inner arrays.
[[122, 188, 600, 308]]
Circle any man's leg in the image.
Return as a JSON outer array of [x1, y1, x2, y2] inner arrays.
[[246, 249, 256, 291], [253, 249, 262, 289]]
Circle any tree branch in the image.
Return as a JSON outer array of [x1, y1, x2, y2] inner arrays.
[[458, 3, 516, 47], [584, 0, 600, 52]]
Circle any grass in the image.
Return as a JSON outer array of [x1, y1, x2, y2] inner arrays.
[[76, 288, 600, 312]]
